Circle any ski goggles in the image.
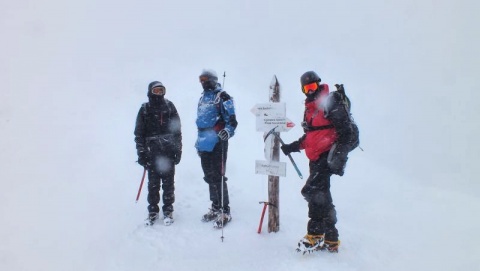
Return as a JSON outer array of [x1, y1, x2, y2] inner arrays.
[[151, 86, 166, 95], [199, 76, 211, 83], [302, 82, 319, 94]]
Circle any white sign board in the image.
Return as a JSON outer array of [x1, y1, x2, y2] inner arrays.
[[251, 103, 295, 132], [256, 117, 295, 132], [251, 103, 285, 118], [255, 160, 286, 177]]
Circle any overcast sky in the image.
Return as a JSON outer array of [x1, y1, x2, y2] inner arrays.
[[2, 0, 479, 193], [1, 1, 480, 270]]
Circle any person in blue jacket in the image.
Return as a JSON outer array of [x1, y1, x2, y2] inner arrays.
[[196, 69, 238, 228]]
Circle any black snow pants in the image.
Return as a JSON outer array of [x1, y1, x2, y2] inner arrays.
[[147, 156, 175, 215], [199, 141, 230, 214], [301, 151, 339, 241]]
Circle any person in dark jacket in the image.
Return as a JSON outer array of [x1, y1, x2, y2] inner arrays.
[[195, 69, 238, 228], [134, 81, 182, 226], [281, 71, 359, 253]]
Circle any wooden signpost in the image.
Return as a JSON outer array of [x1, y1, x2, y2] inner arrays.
[[252, 75, 295, 233]]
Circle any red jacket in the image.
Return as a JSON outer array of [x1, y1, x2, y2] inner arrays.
[[299, 84, 337, 161]]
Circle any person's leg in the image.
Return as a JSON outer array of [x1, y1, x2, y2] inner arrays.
[[147, 169, 161, 216], [160, 164, 175, 216]]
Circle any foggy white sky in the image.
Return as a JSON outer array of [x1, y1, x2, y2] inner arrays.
[[1, 1, 480, 271], [1, 0, 479, 192]]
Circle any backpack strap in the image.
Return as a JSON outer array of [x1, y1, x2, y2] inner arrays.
[[307, 124, 334, 131], [164, 99, 172, 118]]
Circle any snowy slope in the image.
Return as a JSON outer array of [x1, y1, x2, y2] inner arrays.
[[1, 1, 480, 271]]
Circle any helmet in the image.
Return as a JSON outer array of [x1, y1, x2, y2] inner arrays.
[[199, 69, 218, 90], [300, 71, 321, 86], [199, 69, 218, 83]]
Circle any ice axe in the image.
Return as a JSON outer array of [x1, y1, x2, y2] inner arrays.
[[264, 126, 303, 179], [135, 168, 147, 203], [257, 201, 275, 233]]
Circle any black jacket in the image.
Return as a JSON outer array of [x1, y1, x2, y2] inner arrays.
[[134, 94, 182, 161]]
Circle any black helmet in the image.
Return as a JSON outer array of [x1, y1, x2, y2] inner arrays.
[[300, 71, 321, 86]]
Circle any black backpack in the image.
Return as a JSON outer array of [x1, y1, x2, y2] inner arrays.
[[325, 84, 360, 176]]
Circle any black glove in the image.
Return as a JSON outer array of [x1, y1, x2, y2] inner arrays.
[[137, 151, 150, 168], [218, 129, 230, 141], [174, 151, 182, 165], [281, 141, 300, 156]]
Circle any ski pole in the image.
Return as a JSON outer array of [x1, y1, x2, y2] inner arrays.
[[257, 201, 269, 234], [219, 71, 227, 242], [220, 139, 226, 242], [222, 71, 226, 89], [135, 168, 147, 203]]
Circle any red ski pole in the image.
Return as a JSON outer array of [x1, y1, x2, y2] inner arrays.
[[135, 168, 147, 203], [257, 201, 269, 234]]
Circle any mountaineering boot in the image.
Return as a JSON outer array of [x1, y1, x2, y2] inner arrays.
[[320, 240, 340, 253], [163, 212, 174, 226], [145, 212, 159, 226], [296, 234, 325, 254], [201, 208, 220, 222], [213, 212, 232, 229]]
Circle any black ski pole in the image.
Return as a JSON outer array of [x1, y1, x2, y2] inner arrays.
[[220, 139, 225, 242], [220, 70, 227, 242], [222, 71, 226, 89]]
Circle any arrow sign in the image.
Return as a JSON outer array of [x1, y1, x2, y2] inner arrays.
[[251, 103, 285, 118], [256, 116, 295, 132], [251, 103, 295, 132], [255, 160, 286, 177]]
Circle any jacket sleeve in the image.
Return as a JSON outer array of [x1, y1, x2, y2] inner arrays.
[[220, 92, 238, 137], [168, 101, 182, 153], [134, 105, 147, 156], [297, 134, 307, 150]]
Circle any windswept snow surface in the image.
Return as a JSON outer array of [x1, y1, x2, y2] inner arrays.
[[1, 1, 479, 270]]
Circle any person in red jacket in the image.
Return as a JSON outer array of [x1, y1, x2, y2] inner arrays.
[[281, 71, 359, 253]]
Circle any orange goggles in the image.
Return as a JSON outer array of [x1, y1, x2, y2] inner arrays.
[[302, 82, 318, 94], [151, 86, 165, 95], [199, 76, 211, 83]]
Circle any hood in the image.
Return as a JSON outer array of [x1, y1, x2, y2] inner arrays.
[[147, 81, 165, 98]]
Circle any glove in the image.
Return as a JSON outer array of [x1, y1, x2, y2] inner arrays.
[[137, 151, 150, 168], [218, 129, 230, 141], [281, 141, 300, 156], [174, 151, 182, 165]]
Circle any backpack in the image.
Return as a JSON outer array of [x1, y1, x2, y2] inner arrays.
[[325, 84, 360, 176]]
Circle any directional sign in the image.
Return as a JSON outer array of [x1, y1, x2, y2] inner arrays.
[[251, 102, 295, 132], [256, 116, 295, 132], [255, 160, 286, 177], [251, 103, 285, 118]]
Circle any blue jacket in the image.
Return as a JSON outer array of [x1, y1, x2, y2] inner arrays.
[[195, 84, 237, 152]]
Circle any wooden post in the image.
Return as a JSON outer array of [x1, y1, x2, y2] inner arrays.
[[268, 75, 280, 233]]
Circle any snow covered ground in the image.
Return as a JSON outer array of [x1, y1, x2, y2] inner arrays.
[[2, 1, 479, 270]]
